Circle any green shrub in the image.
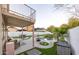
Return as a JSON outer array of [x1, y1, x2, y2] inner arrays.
[[40, 42, 49, 46], [43, 34, 53, 39], [59, 36, 65, 42]]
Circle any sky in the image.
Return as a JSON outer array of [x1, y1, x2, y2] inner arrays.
[[28, 4, 72, 28], [9, 4, 79, 29]]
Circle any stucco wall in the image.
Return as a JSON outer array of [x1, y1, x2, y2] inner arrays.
[[0, 13, 3, 54], [69, 26, 79, 55], [8, 28, 17, 32]]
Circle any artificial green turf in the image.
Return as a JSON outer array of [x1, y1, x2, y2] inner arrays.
[[35, 43, 57, 55]]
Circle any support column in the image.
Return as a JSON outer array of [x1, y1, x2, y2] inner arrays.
[[5, 25, 8, 41], [32, 24, 34, 48], [22, 26, 24, 40]]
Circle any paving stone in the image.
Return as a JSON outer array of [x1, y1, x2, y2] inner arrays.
[[27, 49, 42, 55]]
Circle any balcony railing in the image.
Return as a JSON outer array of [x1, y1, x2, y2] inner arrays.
[[1, 4, 36, 22]]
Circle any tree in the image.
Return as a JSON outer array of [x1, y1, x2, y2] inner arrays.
[[47, 26, 60, 41], [43, 34, 53, 39], [68, 17, 79, 28], [59, 24, 69, 35], [52, 27, 61, 41], [47, 25, 55, 33]]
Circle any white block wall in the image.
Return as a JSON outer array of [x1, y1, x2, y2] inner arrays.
[[69, 26, 79, 55]]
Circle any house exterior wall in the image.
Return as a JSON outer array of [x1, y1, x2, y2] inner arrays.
[[27, 25, 33, 32], [8, 25, 33, 32], [8, 27, 17, 32], [68, 26, 79, 55], [0, 6, 3, 54], [1, 4, 8, 8], [23, 25, 33, 32], [0, 4, 8, 12]]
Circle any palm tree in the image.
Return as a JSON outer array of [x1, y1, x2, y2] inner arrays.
[[52, 27, 60, 41]]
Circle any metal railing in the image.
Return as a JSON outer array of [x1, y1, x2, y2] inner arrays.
[[1, 4, 36, 22]]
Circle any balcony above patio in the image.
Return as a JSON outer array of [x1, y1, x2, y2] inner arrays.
[[0, 4, 36, 27]]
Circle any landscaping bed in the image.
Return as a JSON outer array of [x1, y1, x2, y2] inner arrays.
[[40, 42, 49, 46]]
